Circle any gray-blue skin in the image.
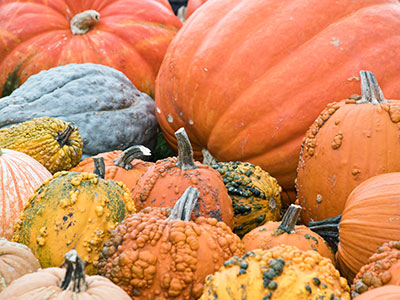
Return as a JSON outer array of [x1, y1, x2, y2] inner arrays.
[[0, 63, 158, 158]]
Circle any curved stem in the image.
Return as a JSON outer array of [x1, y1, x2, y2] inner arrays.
[[357, 71, 386, 104], [113, 145, 151, 170], [273, 204, 301, 235], [167, 187, 200, 221], [93, 156, 105, 179], [60, 250, 88, 293], [175, 128, 197, 170], [55, 124, 75, 147], [308, 215, 341, 252], [70, 10, 100, 35], [202, 148, 218, 166]]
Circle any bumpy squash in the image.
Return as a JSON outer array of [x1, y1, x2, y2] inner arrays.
[[351, 241, 400, 298], [242, 205, 335, 262], [0, 117, 82, 173], [0, 63, 158, 157], [12, 171, 135, 275], [211, 161, 281, 237], [0, 148, 51, 239], [96, 187, 245, 299], [0, 0, 182, 98], [155, 0, 400, 195], [200, 245, 350, 300], [71, 145, 153, 191], [0, 238, 41, 292]]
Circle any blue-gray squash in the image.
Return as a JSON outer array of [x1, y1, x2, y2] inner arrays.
[[0, 63, 158, 157]]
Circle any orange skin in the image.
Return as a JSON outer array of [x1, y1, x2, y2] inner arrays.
[[351, 286, 400, 300], [131, 157, 234, 228], [242, 221, 335, 263], [186, 0, 208, 18], [0, 0, 181, 97], [155, 0, 400, 191]]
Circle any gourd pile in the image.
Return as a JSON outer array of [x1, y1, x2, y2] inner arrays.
[[0, 0, 399, 299]]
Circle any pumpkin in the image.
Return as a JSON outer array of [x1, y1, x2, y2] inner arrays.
[[12, 171, 136, 275], [131, 128, 234, 228], [155, 0, 400, 197], [186, 0, 208, 18], [351, 241, 400, 298], [352, 285, 400, 300], [71, 145, 153, 190], [336, 172, 400, 282], [200, 245, 350, 300], [0, 117, 83, 173], [0, 249, 131, 300], [0, 63, 158, 157], [297, 71, 400, 224], [211, 160, 282, 237], [0, 0, 182, 98], [0, 238, 41, 292], [96, 186, 245, 299], [242, 204, 335, 262], [0, 148, 51, 239]]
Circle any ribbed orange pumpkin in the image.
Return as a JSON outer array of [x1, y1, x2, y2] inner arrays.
[[186, 0, 207, 18], [297, 71, 400, 224], [0, 148, 51, 239], [131, 128, 234, 228], [0, 0, 181, 97], [336, 173, 400, 282], [155, 0, 400, 195], [70, 145, 153, 191]]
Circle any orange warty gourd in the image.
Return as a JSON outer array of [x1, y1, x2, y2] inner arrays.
[[0, 0, 182, 97], [0, 238, 41, 292], [70, 145, 153, 191], [0, 249, 131, 300], [155, 0, 400, 196], [352, 285, 400, 300], [297, 71, 400, 224], [96, 187, 245, 299], [0, 148, 51, 239], [242, 205, 335, 262], [131, 128, 234, 228], [336, 173, 400, 282], [351, 241, 400, 298]]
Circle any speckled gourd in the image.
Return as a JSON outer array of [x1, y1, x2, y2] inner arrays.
[[351, 241, 400, 298], [0, 63, 158, 157], [12, 171, 136, 275], [95, 187, 245, 299], [0, 238, 41, 292], [210, 160, 281, 236], [200, 245, 350, 300], [0, 117, 83, 173]]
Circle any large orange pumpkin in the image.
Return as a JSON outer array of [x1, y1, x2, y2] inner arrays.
[[186, 0, 208, 18], [0, 0, 181, 97], [297, 71, 400, 223], [0, 148, 51, 239], [155, 0, 400, 194], [336, 173, 400, 282]]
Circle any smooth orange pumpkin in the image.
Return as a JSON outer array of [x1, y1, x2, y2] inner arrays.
[[352, 286, 400, 300], [336, 173, 400, 282], [186, 0, 208, 18], [0, 0, 182, 97], [0, 148, 51, 239], [155, 0, 400, 195], [297, 71, 400, 224]]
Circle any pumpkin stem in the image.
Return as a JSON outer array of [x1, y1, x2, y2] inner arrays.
[[56, 123, 75, 148], [175, 128, 197, 170], [273, 204, 301, 235], [357, 71, 386, 105], [60, 250, 88, 293], [93, 156, 105, 179], [308, 215, 341, 252], [202, 148, 218, 166], [113, 145, 151, 170], [167, 186, 200, 221], [70, 10, 100, 35]]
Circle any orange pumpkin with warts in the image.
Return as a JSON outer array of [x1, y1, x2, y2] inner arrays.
[[242, 205, 335, 262], [71, 145, 153, 191], [131, 128, 234, 228], [297, 71, 400, 224], [96, 186, 245, 299]]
